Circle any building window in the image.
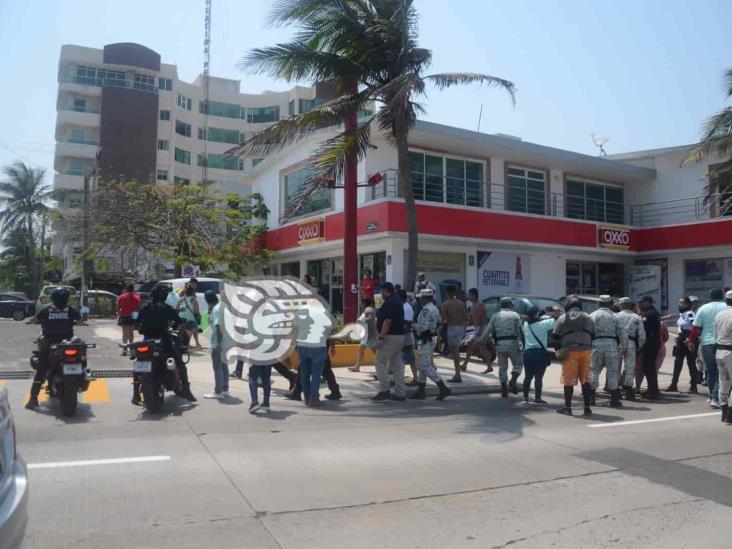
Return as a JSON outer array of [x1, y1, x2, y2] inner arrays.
[[253, 158, 264, 167], [196, 153, 243, 171], [72, 98, 87, 112], [566, 179, 624, 224], [283, 167, 332, 218], [409, 151, 484, 207], [299, 97, 323, 113], [158, 139, 169, 151], [175, 148, 191, 165], [197, 127, 243, 144], [159, 110, 170, 121], [507, 167, 546, 215], [158, 77, 172, 91], [288, 100, 295, 117], [134, 73, 156, 92], [156, 169, 168, 181], [246, 106, 280, 123], [174, 176, 190, 185], [175, 120, 192, 137], [177, 94, 192, 110], [199, 100, 241, 119], [68, 159, 84, 176], [566, 261, 624, 297], [97, 68, 126, 87]]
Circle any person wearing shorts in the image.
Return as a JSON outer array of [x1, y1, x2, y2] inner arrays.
[[117, 283, 141, 355], [440, 285, 467, 383], [554, 296, 595, 416]]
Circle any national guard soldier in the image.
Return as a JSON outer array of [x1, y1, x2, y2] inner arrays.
[[409, 289, 452, 401], [590, 295, 627, 408], [616, 297, 646, 401], [485, 296, 524, 397]]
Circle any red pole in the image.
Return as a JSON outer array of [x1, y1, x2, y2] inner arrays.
[[342, 87, 358, 323]]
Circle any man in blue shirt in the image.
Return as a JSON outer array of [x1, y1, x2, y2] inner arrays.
[[522, 304, 557, 404], [203, 290, 228, 400], [372, 282, 407, 401], [689, 289, 727, 408]]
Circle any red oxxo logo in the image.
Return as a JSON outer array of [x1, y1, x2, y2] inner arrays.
[[297, 219, 324, 243], [598, 226, 631, 249]]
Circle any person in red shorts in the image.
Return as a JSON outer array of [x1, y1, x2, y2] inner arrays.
[[117, 283, 141, 355]]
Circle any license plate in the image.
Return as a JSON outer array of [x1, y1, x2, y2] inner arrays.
[[134, 361, 152, 373], [63, 363, 83, 375]]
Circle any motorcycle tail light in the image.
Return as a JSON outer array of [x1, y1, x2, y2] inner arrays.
[[64, 349, 79, 357], [136, 344, 150, 354]]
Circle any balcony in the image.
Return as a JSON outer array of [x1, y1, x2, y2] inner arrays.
[[58, 74, 158, 95], [56, 107, 100, 128], [55, 138, 99, 160], [54, 171, 84, 191]]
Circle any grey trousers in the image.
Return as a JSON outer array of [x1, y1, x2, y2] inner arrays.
[[717, 350, 732, 406], [496, 346, 523, 384], [375, 334, 406, 397], [591, 345, 620, 391]]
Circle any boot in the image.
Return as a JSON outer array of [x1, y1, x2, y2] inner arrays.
[[688, 384, 698, 394], [623, 385, 636, 401], [436, 380, 452, 401], [722, 405, 728, 423], [589, 389, 596, 406], [325, 390, 342, 401], [581, 383, 593, 416], [180, 382, 197, 402], [666, 382, 678, 392], [727, 406, 732, 424], [25, 382, 42, 410], [131, 382, 142, 406], [501, 383, 509, 398], [409, 383, 426, 400], [508, 373, 519, 394], [284, 391, 302, 401], [557, 386, 573, 415], [609, 389, 623, 408]]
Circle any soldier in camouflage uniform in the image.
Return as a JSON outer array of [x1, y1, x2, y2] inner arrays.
[[485, 296, 525, 397], [589, 295, 628, 408], [408, 289, 452, 401], [616, 297, 646, 401]]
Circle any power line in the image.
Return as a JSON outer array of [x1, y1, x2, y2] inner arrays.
[[0, 141, 49, 169]]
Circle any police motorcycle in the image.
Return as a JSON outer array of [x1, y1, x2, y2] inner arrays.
[[30, 337, 95, 416], [124, 328, 190, 413]]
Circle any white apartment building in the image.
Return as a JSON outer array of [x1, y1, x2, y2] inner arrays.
[[53, 42, 337, 279]]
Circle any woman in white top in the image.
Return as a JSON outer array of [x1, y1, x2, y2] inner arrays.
[[349, 300, 378, 372], [176, 284, 201, 348]]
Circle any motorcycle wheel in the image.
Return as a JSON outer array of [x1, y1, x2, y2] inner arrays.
[[62, 377, 79, 417], [141, 376, 164, 413]]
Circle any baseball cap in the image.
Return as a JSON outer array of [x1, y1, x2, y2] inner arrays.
[[381, 282, 395, 293], [500, 296, 513, 305], [618, 297, 632, 305], [599, 294, 613, 304], [689, 295, 700, 303], [725, 290, 732, 300], [418, 272, 426, 278], [419, 288, 434, 298]]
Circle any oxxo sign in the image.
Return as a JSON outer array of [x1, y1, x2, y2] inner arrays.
[[297, 218, 324, 244], [598, 225, 631, 250]]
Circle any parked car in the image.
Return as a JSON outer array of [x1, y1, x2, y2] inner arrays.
[[0, 293, 36, 321], [86, 289, 119, 317], [558, 295, 616, 314], [482, 295, 565, 349], [36, 285, 79, 312], [0, 386, 29, 549]]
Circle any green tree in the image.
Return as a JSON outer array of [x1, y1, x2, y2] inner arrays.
[[0, 161, 51, 294], [235, 0, 514, 288], [684, 68, 732, 215], [217, 192, 272, 279]]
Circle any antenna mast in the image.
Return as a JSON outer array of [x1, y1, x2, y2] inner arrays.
[[202, 0, 212, 184]]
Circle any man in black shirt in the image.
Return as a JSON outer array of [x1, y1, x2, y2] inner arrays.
[[372, 282, 407, 401], [26, 288, 84, 410], [639, 296, 662, 400]]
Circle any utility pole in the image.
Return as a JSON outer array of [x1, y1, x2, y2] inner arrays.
[[80, 170, 90, 311], [201, 0, 212, 185], [342, 82, 359, 323]]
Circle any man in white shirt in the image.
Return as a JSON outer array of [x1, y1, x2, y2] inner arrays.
[[398, 289, 419, 385]]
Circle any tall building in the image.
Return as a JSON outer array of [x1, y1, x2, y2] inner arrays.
[[53, 42, 327, 279]]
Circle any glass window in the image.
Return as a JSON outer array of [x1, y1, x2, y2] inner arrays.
[[465, 161, 484, 207], [288, 100, 295, 117], [173, 176, 190, 185], [446, 158, 466, 205], [409, 151, 484, 206], [283, 167, 332, 218], [158, 77, 172, 91], [507, 166, 546, 215], [68, 159, 84, 175], [133, 74, 156, 92], [565, 179, 624, 223], [246, 106, 280, 123], [159, 110, 170, 121], [175, 120, 191, 137], [174, 148, 190, 164], [197, 127, 242, 144], [253, 158, 264, 167], [409, 151, 425, 201], [157, 139, 169, 151], [156, 169, 168, 181], [73, 98, 86, 112], [299, 97, 323, 113], [177, 94, 192, 111], [424, 154, 444, 203], [200, 100, 241, 119], [196, 153, 243, 171]]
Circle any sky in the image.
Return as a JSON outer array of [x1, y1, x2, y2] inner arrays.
[[0, 0, 731, 179]]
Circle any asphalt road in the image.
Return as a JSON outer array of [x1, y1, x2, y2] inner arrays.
[[4, 320, 732, 548]]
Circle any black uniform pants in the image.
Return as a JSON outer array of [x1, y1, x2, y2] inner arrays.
[[31, 336, 65, 397], [672, 333, 699, 385], [642, 345, 660, 398]]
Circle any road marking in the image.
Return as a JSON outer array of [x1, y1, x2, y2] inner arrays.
[[28, 455, 171, 470], [588, 412, 718, 428], [82, 378, 111, 403]]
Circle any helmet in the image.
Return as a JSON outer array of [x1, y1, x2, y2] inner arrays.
[[151, 284, 170, 304], [50, 287, 70, 307], [418, 288, 434, 298], [565, 295, 581, 310], [525, 304, 539, 321]]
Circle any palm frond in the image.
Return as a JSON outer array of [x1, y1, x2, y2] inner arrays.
[[239, 43, 360, 82], [725, 68, 732, 99], [683, 107, 732, 165], [425, 72, 516, 105]]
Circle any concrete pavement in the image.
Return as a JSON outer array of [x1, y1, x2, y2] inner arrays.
[[3, 319, 731, 548]]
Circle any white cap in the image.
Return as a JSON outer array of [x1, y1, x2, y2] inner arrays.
[[726, 290, 732, 300], [419, 288, 434, 298]]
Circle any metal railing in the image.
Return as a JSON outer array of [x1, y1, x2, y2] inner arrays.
[[59, 106, 101, 114], [629, 194, 732, 226], [60, 74, 159, 95], [56, 169, 85, 177], [63, 137, 99, 146]]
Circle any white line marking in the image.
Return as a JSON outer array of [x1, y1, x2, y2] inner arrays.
[[587, 412, 718, 428], [28, 455, 171, 469]]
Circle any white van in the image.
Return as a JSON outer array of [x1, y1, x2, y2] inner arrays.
[[159, 277, 221, 315]]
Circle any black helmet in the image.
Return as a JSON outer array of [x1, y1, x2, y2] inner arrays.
[[525, 304, 539, 321], [565, 295, 581, 310], [151, 284, 170, 304], [50, 287, 70, 307]]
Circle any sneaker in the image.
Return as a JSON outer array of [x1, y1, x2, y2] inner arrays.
[[521, 397, 530, 405], [710, 401, 721, 409], [371, 391, 391, 401], [583, 407, 593, 417], [249, 402, 260, 413], [325, 392, 342, 400], [534, 398, 548, 405], [701, 380, 709, 387], [308, 399, 324, 407], [447, 376, 462, 384], [284, 392, 302, 401], [222, 391, 230, 398], [230, 371, 242, 379], [203, 393, 223, 400], [261, 402, 270, 410], [556, 406, 573, 416]]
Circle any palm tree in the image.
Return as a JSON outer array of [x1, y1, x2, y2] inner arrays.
[[234, 0, 515, 293], [0, 161, 51, 294], [683, 68, 732, 215]]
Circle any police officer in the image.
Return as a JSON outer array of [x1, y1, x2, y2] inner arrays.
[[666, 297, 698, 393], [589, 295, 627, 408], [25, 287, 85, 410], [715, 290, 732, 423], [408, 289, 452, 401], [485, 296, 524, 397], [135, 284, 197, 403], [616, 297, 646, 401]]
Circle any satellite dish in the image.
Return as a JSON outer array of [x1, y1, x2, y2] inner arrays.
[[591, 133, 609, 156]]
